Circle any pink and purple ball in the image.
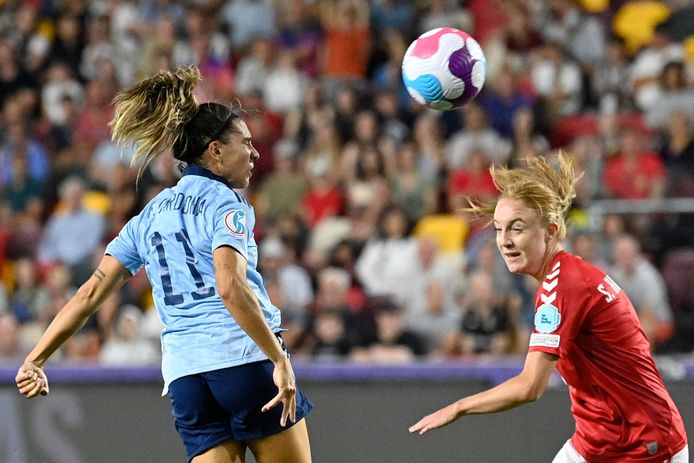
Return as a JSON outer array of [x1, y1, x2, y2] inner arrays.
[[402, 28, 487, 111]]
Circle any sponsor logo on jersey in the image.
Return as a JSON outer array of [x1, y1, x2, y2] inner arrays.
[[224, 209, 246, 237], [529, 333, 560, 348], [535, 303, 561, 333]]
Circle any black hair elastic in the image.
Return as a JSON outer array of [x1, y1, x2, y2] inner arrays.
[[205, 111, 238, 149]]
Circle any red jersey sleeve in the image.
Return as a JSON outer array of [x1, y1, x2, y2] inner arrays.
[[528, 252, 591, 357]]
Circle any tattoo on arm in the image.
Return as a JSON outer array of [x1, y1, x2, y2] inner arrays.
[[93, 269, 106, 281]]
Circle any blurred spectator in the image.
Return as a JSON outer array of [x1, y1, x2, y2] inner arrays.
[[407, 281, 461, 356], [501, 2, 542, 63], [1, 153, 44, 212], [234, 36, 274, 97], [319, 0, 371, 95], [351, 298, 426, 363], [136, 15, 176, 79], [0, 38, 36, 110], [61, 326, 102, 363], [445, 102, 512, 170], [72, 79, 116, 161], [307, 307, 355, 361], [645, 61, 694, 130], [0, 313, 31, 364], [659, 111, 694, 196], [355, 206, 417, 302], [41, 61, 84, 128], [300, 156, 345, 228], [263, 50, 308, 115], [219, 0, 277, 50], [7, 257, 49, 324], [8, 197, 45, 260], [568, 230, 609, 269], [100, 305, 159, 365], [277, 0, 323, 79], [37, 176, 106, 283], [387, 142, 437, 224], [591, 35, 632, 113], [609, 234, 674, 351], [259, 236, 314, 327], [45, 14, 85, 79], [480, 63, 534, 139], [629, 21, 685, 112], [602, 127, 665, 199], [509, 106, 549, 163], [0, 98, 50, 187], [447, 148, 497, 211], [530, 41, 583, 121], [411, 112, 446, 183], [418, 0, 473, 36], [341, 140, 391, 225], [537, 0, 606, 70], [443, 271, 512, 357], [370, 0, 414, 36], [256, 139, 309, 223]]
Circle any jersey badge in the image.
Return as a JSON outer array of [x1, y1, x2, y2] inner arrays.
[[535, 303, 561, 333], [224, 209, 247, 237]]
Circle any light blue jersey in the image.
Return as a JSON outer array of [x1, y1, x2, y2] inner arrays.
[[105, 166, 281, 395]]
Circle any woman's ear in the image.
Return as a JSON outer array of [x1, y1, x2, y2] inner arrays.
[[546, 223, 559, 242], [207, 141, 222, 162]]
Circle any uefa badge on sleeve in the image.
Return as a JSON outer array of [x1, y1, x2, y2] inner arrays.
[[224, 209, 246, 237], [535, 303, 561, 334]]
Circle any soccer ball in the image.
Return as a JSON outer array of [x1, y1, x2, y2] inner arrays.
[[401, 27, 487, 111]]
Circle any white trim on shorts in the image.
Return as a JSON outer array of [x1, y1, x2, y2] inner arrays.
[[552, 441, 689, 463]]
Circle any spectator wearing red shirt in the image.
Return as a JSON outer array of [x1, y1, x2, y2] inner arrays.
[[603, 127, 665, 199], [447, 148, 497, 211]]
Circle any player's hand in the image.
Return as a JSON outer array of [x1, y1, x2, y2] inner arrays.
[[16, 361, 49, 398], [262, 358, 297, 427], [409, 404, 460, 435]]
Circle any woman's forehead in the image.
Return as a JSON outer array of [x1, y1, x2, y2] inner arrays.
[[493, 198, 538, 222]]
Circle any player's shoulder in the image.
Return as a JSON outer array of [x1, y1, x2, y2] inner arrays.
[[182, 176, 249, 209], [546, 251, 604, 292]]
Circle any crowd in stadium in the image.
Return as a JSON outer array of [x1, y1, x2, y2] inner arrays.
[[1, 0, 694, 367]]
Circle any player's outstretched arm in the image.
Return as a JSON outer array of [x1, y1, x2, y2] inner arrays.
[[213, 246, 297, 426], [409, 351, 557, 435], [16, 255, 132, 398]]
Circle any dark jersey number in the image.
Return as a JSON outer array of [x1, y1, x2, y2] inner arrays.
[[151, 230, 215, 305]]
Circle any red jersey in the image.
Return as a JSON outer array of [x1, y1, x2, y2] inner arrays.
[[528, 251, 687, 462]]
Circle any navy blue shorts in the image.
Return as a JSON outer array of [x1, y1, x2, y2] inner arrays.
[[167, 360, 313, 462]]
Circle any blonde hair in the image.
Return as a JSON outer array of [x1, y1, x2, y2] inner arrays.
[[110, 66, 201, 176], [467, 153, 582, 240], [110, 66, 238, 179]]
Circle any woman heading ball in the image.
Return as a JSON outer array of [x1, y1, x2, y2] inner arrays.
[[16, 66, 313, 463]]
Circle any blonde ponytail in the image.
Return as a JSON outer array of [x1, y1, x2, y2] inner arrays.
[[466, 153, 582, 239], [109, 66, 202, 177]]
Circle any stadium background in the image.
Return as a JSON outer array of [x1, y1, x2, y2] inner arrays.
[[1, 0, 694, 461]]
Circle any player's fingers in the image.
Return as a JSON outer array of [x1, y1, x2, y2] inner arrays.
[[262, 391, 284, 413], [280, 400, 289, 427], [17, 378, 38, 394], [16, 376, 34, 388], [409, 419, 427, 434], [24, 381, 43, 398], [289, 394, 297, 424]]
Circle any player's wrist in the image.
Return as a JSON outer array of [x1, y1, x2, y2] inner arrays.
[[24, 357, 45, 369]]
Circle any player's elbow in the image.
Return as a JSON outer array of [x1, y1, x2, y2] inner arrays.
[[520, 380, 547, 403], [216, 277, 247, 307]]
